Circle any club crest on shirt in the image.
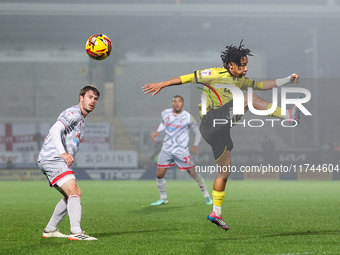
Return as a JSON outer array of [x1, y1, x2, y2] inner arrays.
[[202, 69, 212, 77]]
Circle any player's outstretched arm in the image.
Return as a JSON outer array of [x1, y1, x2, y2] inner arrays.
[[262, 73, 300, 90], [143, 77, 183, 96]]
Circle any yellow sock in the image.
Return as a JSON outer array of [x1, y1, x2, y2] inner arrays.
[[212, 190, 225, 207], [267, 103, 283, 118]]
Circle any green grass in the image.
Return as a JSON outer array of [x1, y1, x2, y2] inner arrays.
[[0, 180, 340, 255]]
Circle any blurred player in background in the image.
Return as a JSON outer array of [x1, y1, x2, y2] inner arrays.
[[150, 95, 213, 206], [38, 85, 99, 240], [143, 41, 300, 231]]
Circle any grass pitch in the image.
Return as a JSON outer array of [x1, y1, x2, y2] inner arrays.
[[0, 180, 339, 255]]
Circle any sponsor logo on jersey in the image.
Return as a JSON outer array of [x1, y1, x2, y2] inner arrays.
[[73, 132, 82, 147], [165, 122, 182, 131]]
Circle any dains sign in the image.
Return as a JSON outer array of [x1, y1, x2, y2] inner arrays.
[[76, 151, 138, 168]]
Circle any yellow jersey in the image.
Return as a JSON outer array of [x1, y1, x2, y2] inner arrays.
[[180, 67, 264, 116]]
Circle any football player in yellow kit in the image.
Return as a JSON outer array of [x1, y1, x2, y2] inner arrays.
[[143, 41, 300, 231]]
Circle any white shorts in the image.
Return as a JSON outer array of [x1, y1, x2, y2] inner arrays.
[[38, 159, 76, 188], [157, 148, 195, 170]]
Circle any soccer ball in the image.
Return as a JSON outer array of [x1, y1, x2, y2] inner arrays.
[[85, 34, 112, 60]]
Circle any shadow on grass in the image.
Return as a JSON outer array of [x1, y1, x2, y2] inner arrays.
[[262, 229, 340, 238], [92, 228, 180, 237], [191, 229, 340, 242], [133, 203, 204, 215]]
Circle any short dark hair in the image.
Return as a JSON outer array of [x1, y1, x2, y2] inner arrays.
[[79, 85, 100, 98], [220, 40, 253, 74], [172, 95, 184, 103]]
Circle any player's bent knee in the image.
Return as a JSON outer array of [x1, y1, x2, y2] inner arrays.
[[68, 188, 81, 198], [156, 168, 167, 179], [74, 187, 82, 197], [187, 169, 197, 178], [217, 171, 231, 179], [61, 180, 82, 198], [252, 92, 262, 104]]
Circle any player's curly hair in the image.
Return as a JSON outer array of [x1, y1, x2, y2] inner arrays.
[[220, 39, 253, 73]]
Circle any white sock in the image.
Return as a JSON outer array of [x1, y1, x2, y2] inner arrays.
[[157, 178, 167, 200], [192, 173, 210, 198], [67, 195, 82, 233], [45, 198, 67, 232], [213, 205, 222, 217]]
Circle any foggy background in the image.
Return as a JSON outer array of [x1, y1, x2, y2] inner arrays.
[[1, 0, 340, 180]]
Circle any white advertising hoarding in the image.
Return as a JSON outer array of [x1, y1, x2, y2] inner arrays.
[[76, 150, 138, 168]]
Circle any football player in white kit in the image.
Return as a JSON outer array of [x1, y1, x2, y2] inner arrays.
[[150, 95, 213, 205], [38, 85, 99, 241]]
